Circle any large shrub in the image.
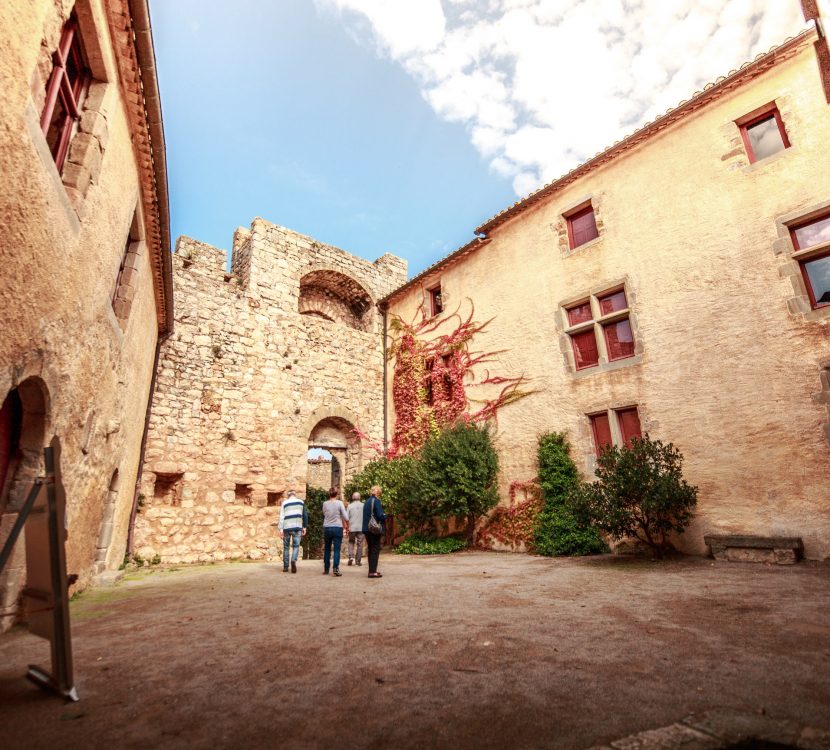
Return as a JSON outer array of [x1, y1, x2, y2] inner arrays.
[[346, 423, 499, 539], [344, 454, 419, 517], [414, 421, 499, 540], [568, 435, 698, 558], [533, 433, 607, 556]]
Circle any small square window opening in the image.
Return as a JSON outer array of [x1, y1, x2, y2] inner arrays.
[[738, 106, 789, 163], [566, 205, 599, 249]]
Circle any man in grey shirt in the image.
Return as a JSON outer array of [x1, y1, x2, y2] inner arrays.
[[347, 492, 365, 566], [322, 487, 349, 576]]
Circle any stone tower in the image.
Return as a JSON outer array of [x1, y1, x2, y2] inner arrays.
[[134, 218, 407, 563]]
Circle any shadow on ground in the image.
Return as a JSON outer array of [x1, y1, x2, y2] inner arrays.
[[1, 552, 828, 749]]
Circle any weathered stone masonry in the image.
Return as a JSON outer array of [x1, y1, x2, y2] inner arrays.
[[134, 219, 406, 563]]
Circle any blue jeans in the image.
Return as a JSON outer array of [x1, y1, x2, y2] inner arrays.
[[282, 529, 302, 567], [323, 527, 343, 571]]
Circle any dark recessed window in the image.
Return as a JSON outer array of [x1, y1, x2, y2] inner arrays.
[[791, 213, 830, 309], [738, 105, 789, 163], [429, 285, 443, 317], [566, 205, 599, 249], [41, 15, 90, 172], [425, 358, 435, 405]]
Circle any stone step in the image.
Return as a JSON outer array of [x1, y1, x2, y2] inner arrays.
[[704, 534, 804, 565]]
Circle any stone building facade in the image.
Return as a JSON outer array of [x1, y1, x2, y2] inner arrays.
[[133, 220, 405, 563], [383, 26, 830, 559], [0, 0, 172, 628]]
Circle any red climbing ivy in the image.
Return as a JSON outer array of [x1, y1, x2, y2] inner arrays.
[[476, 480, 543, 551], [385, 300, 533, 457]]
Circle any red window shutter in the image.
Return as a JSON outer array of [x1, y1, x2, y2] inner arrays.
[[568, 207, 599, 248], [618, 408, 642, 447], [567, 302, 593, 326], [590, 413, 613, 456], [598, 289, 627, 315], [571, 329, 599, 369], [603, 317, 635, 360]]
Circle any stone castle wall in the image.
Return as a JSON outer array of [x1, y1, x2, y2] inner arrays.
[[134, 219, 406, 563], [0, 0, 169, 628]]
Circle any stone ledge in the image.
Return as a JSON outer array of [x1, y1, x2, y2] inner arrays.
[[704, 535, 804, 565], [586, 708, 830, 750]]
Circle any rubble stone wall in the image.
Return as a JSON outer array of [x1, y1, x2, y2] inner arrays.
[[134, 219, 406, 563]]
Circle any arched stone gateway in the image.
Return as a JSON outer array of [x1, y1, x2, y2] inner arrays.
[[0, 377, 49, 631], [306, 412, 361, 497]]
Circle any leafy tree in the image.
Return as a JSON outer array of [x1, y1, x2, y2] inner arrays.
[[302, 486, 327, 559], [568, 435, 697, 558], [344, 454, 419, 518], [414, 422, 499, 541], [533, 432, 607, 556]]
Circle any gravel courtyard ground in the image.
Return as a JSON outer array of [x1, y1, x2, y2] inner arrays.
[[0, 551, 828, 749]]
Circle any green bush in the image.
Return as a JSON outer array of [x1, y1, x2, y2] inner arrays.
[[533, 432, 607, 556], [302, 486, 327, 559], [568, 435, 698, 558], [414, 422, 499, 540], [346, 423, 499, 539], [344, 454, 419, 518], [395, 534, 468, 555]]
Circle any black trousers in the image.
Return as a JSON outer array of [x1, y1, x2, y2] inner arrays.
[[366, 532, 382, 574]]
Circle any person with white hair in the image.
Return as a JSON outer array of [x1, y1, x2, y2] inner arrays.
[[347, 491, 365, 566]]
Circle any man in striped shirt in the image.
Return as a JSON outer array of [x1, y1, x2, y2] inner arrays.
[[278, 490, 307, 573]]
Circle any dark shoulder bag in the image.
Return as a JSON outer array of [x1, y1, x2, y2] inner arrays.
[[367, 496, 383, 535]]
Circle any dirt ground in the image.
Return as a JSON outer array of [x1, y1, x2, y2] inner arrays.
[[0, 551, 828, 749]]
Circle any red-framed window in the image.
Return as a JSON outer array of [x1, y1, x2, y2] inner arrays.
[[737, 104, 790, 164], [589, 406, 642, 456], [564, 287, 635, 371], [571, 328, 600, 370], [598, 289, 634, 362], [790, 212, 830, 309], [589, 412, 613, 456], [428, 284, 443, 317], [40, 15, 90, 173], [566, 204, 599, 249], [617, 407, 642, 447]]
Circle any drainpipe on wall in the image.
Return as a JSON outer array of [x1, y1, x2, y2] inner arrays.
[[382, 304, 388, 457], [126, 331, 167, 557]]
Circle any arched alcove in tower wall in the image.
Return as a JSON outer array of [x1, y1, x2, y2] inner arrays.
[[298, 269, 374, 332]]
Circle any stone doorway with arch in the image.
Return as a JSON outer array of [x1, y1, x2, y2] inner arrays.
[[305, 409, 362, 499], [0, 376, 50, 631]]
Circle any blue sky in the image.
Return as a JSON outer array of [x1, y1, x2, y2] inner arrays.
[[149, 0, 516, 275], [149, 1, 805, 277]]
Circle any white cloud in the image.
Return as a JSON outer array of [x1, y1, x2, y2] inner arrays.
[[315, 0, 806, 198]]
